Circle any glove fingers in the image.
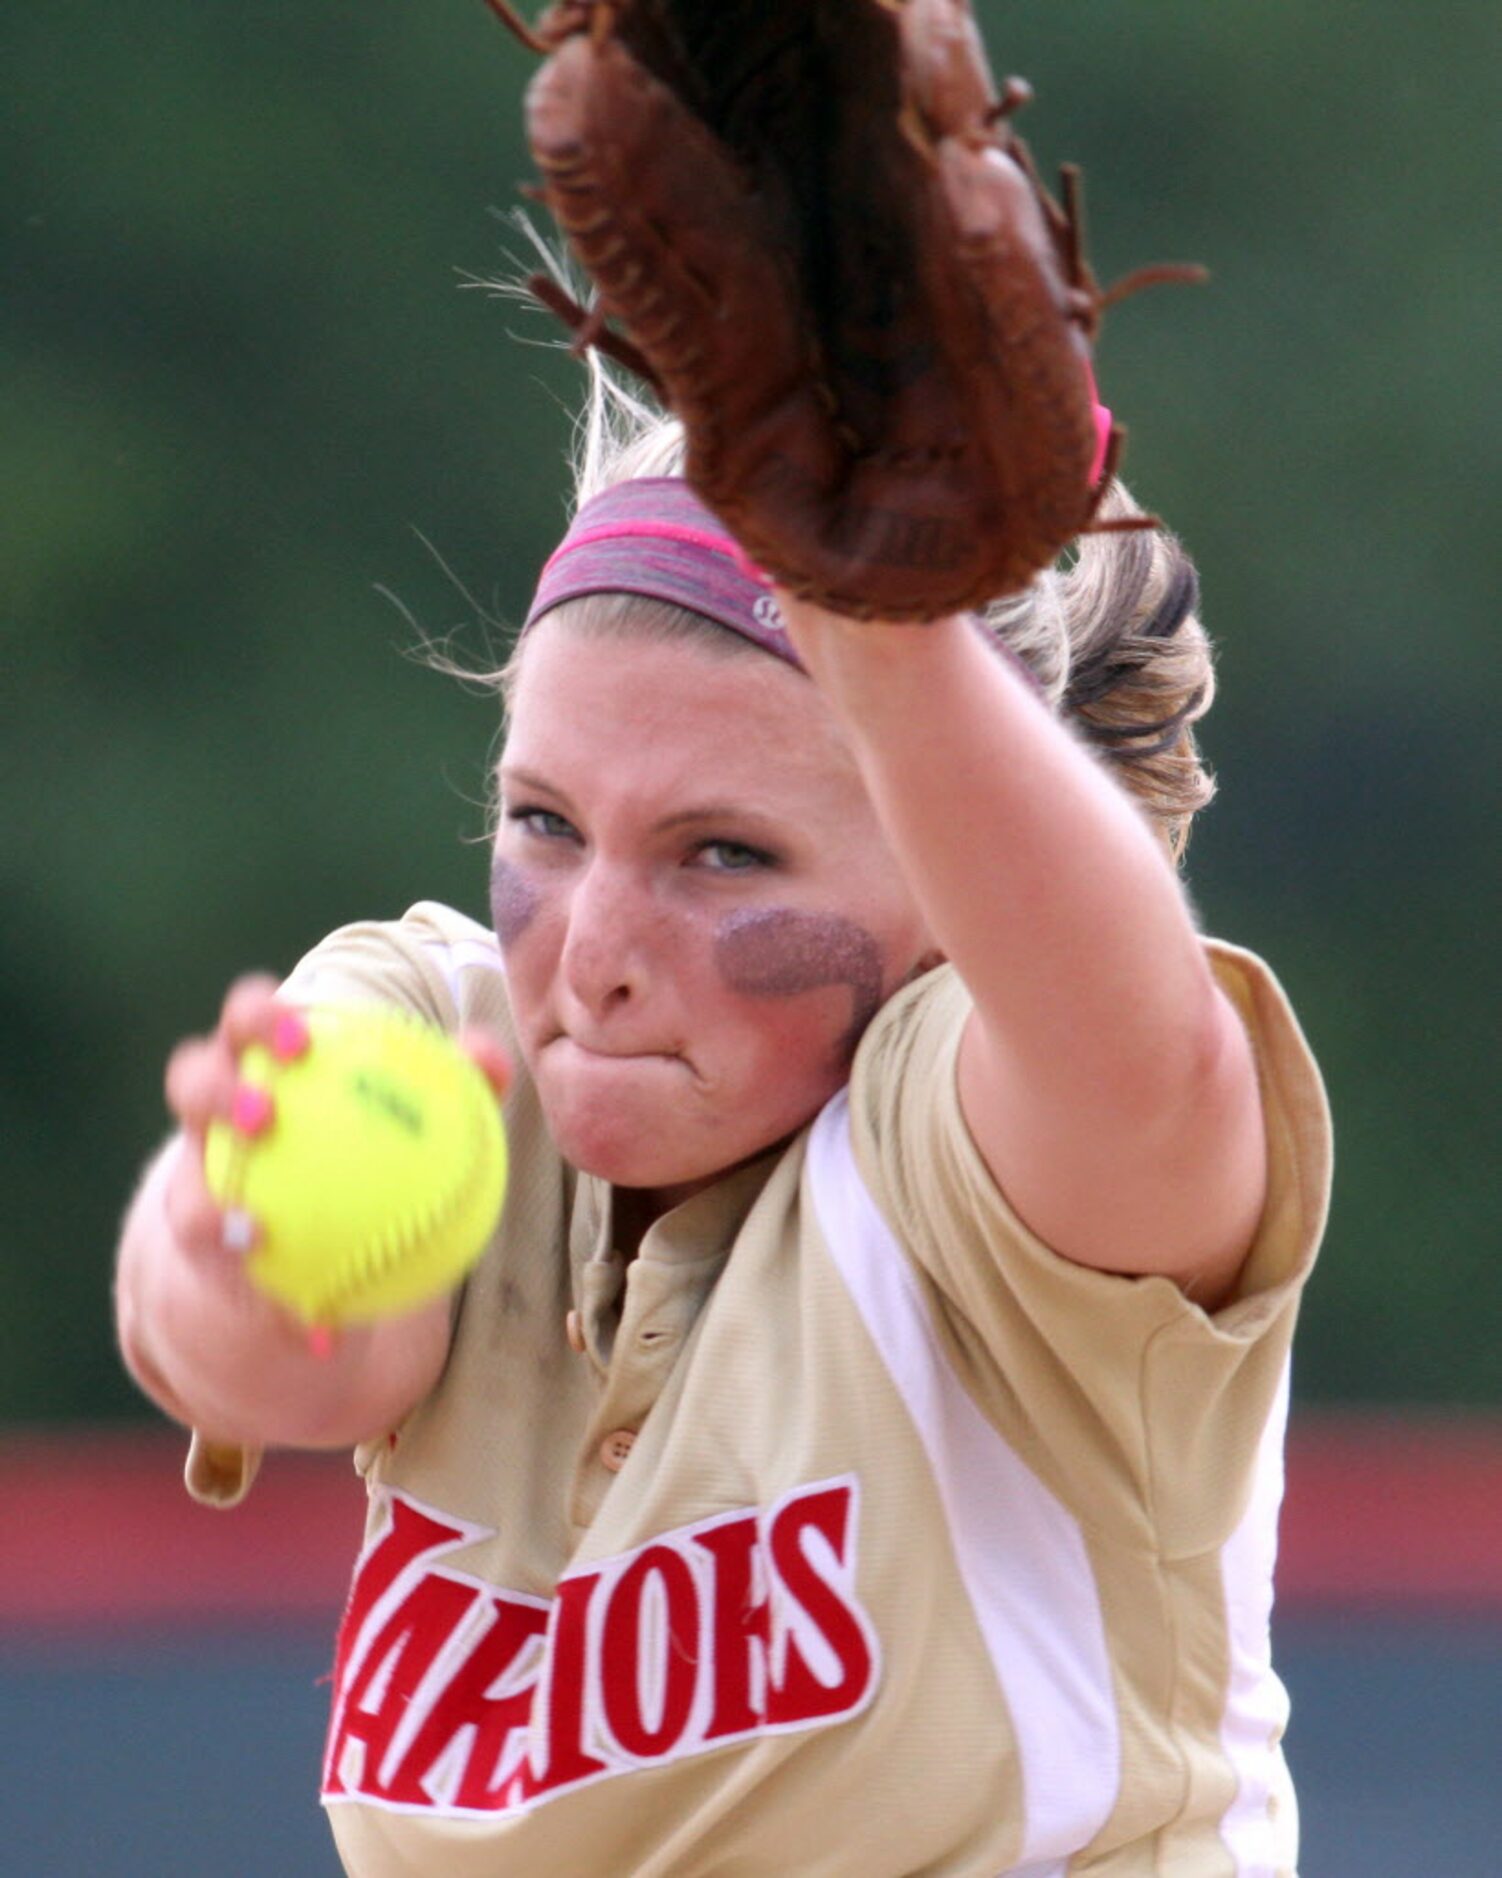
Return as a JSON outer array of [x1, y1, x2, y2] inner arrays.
[[927, 140, 1098, 531], [527, 35, 828, 466], [525, 4, 1105, 618], [718, 142, 1098, 618]]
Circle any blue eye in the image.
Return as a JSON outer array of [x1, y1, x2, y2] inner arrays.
[[509, 807, 577, 842], [697, 840, 774, 873]]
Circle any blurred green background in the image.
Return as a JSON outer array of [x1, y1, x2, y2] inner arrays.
[[4, 1, 1496, 1421]]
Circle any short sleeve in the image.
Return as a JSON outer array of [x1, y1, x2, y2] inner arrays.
[[278, 900, 514, 1043], [846, 940, 1333, 1551], [185, 1434, 263, 1507]]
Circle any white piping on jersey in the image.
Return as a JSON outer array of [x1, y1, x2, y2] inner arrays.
[[807, 1093, 1120, 1873], [1214, 1363, 1298, 1876], [421, 933, 507, 1008]]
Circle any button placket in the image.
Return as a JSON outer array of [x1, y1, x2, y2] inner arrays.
[[565, 1164, 765, 1529], [572, 1251, 627, 1374], [598, 1429, 636, 1472], [566, 1261, 702, 1525]]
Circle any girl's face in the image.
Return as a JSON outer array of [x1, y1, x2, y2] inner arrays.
[[493, 617, 935, 1205]]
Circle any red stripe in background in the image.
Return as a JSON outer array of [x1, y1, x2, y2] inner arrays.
[[0, 1429, 363, 1631], [1275, 1412, 1502, 1611], [1, 1414, 1500, 1631]]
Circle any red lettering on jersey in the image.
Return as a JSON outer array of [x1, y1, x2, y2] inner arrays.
[[516, 1567, 609, 1799], [326, 1574, 476, 1796], [600, 1544, 701, 1759], [380, 1592, 550, 1809], [695, 1512, 770, 1740], [766, 1482, 877, 1723], [323, 1496, 479, 1796], [321, 1478, 879, 1821]]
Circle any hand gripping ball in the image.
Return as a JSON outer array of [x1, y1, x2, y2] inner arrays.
[[205, 1005, 508, 1327]]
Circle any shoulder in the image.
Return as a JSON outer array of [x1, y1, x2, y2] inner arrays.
[[827, 945, 1329, 1546], [844, 960, 970, 1176], [280, 901, 513, 1041], [844, 939, 1331, 1327], [1201, 938, 1332, 1237]]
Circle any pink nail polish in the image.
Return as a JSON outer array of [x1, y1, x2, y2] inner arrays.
[[272, 1011, 310, 1062], [230, 1083, 274, 1137]]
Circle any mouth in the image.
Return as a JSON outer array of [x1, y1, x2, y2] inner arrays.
[[547, 1034, 707, 1089], [552, 1034, 682, 1065]]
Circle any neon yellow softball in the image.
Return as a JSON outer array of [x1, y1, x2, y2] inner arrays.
[[205, 1005, 507, 1327]]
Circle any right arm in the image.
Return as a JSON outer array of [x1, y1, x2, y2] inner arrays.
[[113, 976, 498, 1451]]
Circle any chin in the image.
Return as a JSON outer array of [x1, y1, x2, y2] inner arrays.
[[540, 1091, 709, 1189], [534, 1049, 821, 1191], [545, 1092, 784, 1195], [558, 1131, 719, 1191]]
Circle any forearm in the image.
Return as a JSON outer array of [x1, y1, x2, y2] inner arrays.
[[782, 602, 1219, 1094], [781, 596, 1265, 1291], [115, 1137, 451, 1451]]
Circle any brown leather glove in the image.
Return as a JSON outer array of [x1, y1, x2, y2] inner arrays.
[[487, 0, 1200, 619]]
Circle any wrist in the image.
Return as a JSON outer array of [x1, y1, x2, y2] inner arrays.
[[776, 588, 971, 686], [776, 589, 1046, 731]]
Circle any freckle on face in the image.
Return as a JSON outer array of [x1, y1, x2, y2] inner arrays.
[[714, 907, 886, 1062], [490, 855, 540, 949]]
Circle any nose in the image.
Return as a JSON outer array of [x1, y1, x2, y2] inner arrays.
[[557, 857, 663, 1021]]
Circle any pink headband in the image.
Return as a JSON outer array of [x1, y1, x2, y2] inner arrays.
[[524, 477, 801, 663], [1086, 369, 1114, 488], [524, 395, 1114, 665]]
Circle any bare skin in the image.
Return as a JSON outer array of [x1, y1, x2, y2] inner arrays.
[[489, 854, 541, 947], [491, 622, 937, 1209], [714, 906, 888, 1066], [773, 592, 1266, 1308], [114, 979, 508, 1451], [116, 595, 1266, 1451]]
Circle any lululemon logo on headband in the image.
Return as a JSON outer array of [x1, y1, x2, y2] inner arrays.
[[753, 593, 786, 634]]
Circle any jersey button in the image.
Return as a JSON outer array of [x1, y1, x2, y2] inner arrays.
[[599, 1429, 636, 1472], [565, 1309, 585, 1354]]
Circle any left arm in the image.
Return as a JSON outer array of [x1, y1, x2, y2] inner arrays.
[[780, 597, 1265, 1308]]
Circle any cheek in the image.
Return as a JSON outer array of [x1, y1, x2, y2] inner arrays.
[[489, 855, 541, 948], [714, 907, 887, 1061]]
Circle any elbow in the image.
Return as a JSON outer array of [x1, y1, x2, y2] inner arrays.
[[114, 1272, 196, 1429], [1160, 986, 1269, 1293], [1136, 966, 1257, 1136], [1187, 981, 1261, 1137], [1136, 977, 1264, 1186]]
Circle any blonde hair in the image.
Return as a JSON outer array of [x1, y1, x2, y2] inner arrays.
[[501, 354, 1216, 860]]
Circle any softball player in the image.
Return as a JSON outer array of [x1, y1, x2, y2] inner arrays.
[[116, 393, 1330, 1874]]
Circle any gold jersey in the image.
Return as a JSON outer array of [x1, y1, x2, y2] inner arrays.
[[188, 901, 1331, 1876]]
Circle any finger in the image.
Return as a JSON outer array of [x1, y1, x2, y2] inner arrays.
[[458, 1027, 512, 1102], [219, 974, 301, 1055], [164, 1036, 243, 1136], [163, 1135, 262, 1262]]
